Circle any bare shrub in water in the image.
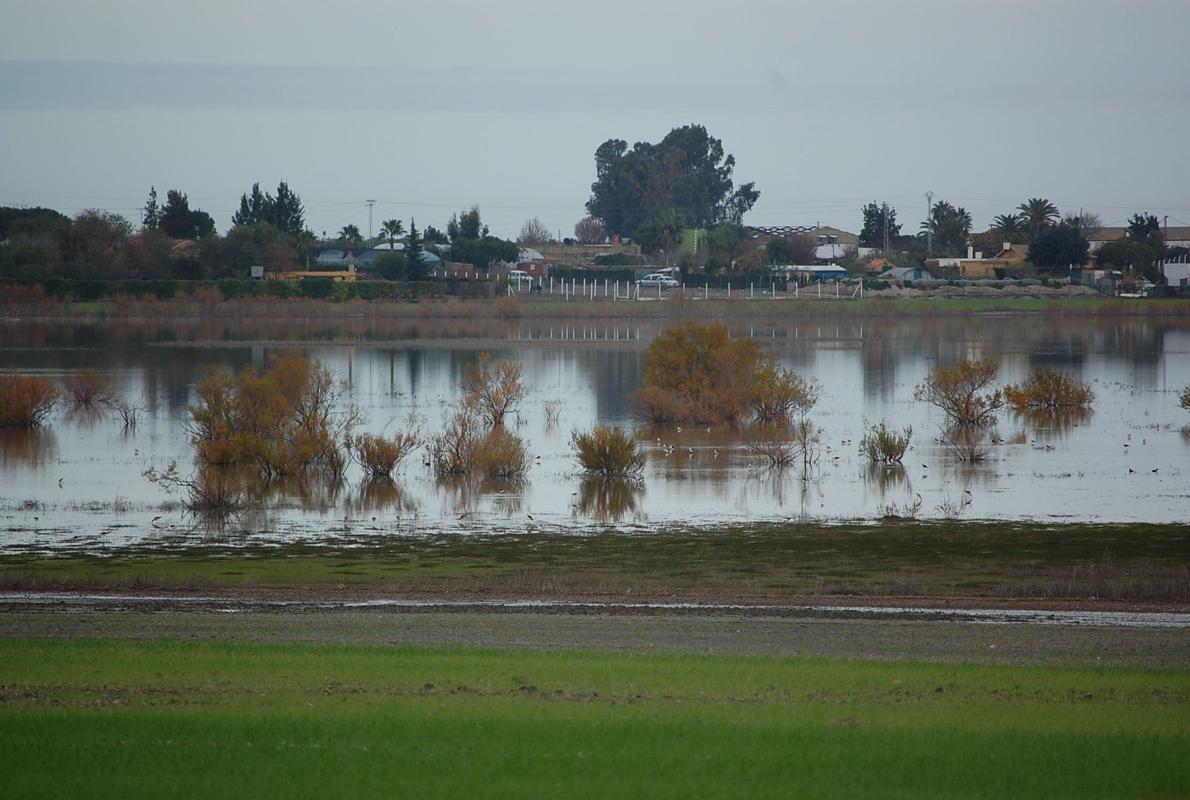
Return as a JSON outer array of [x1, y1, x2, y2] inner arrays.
[[1005, 369, 1094, 411], [461, 353, 525, 428], [0, 375, 59, 427], [543, 400, 561, 426], [1179, 386, 1190, 410], [859, 421, 912, 465], [143, 462, 245, 514], [429, 399, 484, 478], [63, 369, 117, 408], [914, 357, 1004, 427], [747, 439, 797, 469], [752, 368, 818, 424], [572, 425, 646, 477]]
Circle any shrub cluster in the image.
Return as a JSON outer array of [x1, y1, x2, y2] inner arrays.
[[63, 369, 117, 408], [430, 355, 530, 481], [572, 425, 646, 477], [353, 425, 420, 479], [0, 375, 59, 427], [632, 321, 815, 425], [859, 422, 912, 465], [914, 358, 1004, 427], [1005, 369, 1094, 411], [188, 354, 361, 479]]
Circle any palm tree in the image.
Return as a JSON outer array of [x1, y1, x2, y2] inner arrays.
[[338, 224, 363, 256], [379, 219, 405, 250], [920, 201, 973, 256], [992, 213, 1027, 242], [1017, 198, 1060, 239]]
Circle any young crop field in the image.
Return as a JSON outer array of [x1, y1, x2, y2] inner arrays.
[[1, 639, 1188, 798]]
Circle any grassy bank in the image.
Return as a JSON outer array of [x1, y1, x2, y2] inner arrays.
[[0, 639, 1186, 798], [3, 521, 1187, 604]]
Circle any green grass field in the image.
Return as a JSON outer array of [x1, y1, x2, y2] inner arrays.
[[5, 522, 1188, 603], [1, 639, 1187, 798]]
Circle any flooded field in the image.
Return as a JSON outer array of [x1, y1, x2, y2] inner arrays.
[[1, 315, 1187, 552]]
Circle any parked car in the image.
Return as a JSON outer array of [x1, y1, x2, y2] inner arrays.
[[506, 269, 531, 282], [635, 273, 679, 289]]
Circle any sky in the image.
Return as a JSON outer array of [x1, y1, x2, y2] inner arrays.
[[2, 0, 1189, 240]]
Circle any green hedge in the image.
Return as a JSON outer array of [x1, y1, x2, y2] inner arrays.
[[0, 277, 494, 302]]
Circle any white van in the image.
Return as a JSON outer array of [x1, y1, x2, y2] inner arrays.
[[507, 269, 531, 282]]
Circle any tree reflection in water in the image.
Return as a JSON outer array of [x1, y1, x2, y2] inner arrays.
[[0, 427, 58, 470], [575, 477, 643, 523], [350, 477, 417, 516]]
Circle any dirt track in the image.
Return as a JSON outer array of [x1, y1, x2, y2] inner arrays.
[[3, 600, 1188, 669]]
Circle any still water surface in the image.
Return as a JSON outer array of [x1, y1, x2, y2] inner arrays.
[[1, 316, 1187, 552]]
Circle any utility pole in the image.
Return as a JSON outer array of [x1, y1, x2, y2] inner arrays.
[[881, 202, 890, 259], [925, 191, 934, 258], [366, 199, 376, 241]]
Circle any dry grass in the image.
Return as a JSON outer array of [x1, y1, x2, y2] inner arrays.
[[571, 425, 645, 477], [0, 375, 59, 427], [859, 421, 912, 465], [1005, 369, 1095, 411], [62, 369, 117, 408]]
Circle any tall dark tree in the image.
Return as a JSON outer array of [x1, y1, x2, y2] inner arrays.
[[1127, 212, 1163, 254], [159, 190, 215, 239], [142, 187, 161, 231], [859, 202, 900, 248], [1028, 222, 1089, 271], [448, 206, 486, 242], [405, 220, 426, 281], [232, 181, 304, 237], [586, 124, 759, 237], [920, 201, 972, 257], [423, 225, 449, 245]]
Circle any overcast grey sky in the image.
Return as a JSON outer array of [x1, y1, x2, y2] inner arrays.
[[2, 0, 1188, 239]]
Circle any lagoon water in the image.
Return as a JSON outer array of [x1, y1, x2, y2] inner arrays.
[[1, 315, 1187, 552]]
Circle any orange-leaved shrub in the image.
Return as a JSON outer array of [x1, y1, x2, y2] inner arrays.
[[632, 321, 815, 425], [353, 430, 419, 478], [0, 375, 59, 427], [572, 425, 646, 477], [188, 354, 361, 479], [913, 357, 1003, 427], [1004, 369, 1094, 411]]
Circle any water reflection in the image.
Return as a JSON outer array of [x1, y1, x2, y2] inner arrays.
[[0, 427, 58, 471], [575, 477, 643, 523], [350, 478, 417, 516], [864, 463, 909, 496]]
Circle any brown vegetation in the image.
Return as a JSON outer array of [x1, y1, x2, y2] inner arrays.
[[859, 421, 912, 465], [0, 375, 59, 427], [62, 369, 117, 408], [143, 462, 245, 514], [914, 357, 1004, 427], [632, 321, 816, 425], [187, 354, 361, 479], [572, 425, 646, 477], [352, 419, 421, 479], [1179, 386, 1190, 410], [473, 426, 529, 480], [1005, 369, 1094, 411], [461, 353, 526, 427]]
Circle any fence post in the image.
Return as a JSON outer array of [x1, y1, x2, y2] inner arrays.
[[727, 282, 731, 299], [705, 283, 708, 300], [750, 282, 754, 300]]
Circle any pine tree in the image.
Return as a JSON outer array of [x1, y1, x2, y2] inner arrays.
[[405, 220, 426, 281], [142, 187, 160, 231]]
